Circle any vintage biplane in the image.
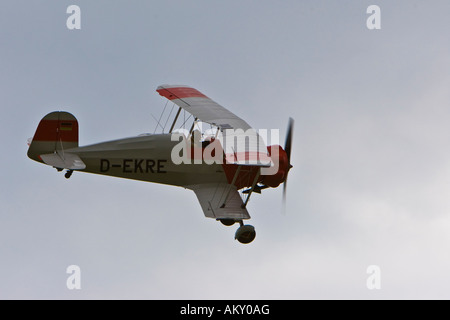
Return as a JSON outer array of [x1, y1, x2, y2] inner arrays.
[[27, 85, 293, 244]]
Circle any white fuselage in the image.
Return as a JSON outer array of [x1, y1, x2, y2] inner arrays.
[[67, 134, 228, 187]]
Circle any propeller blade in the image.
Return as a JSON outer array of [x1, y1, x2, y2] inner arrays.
[[282, 117, 294, 211], [284, 117, 294, 167]]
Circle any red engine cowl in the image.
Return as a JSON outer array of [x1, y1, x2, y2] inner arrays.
[[261, 145, 289, 188]]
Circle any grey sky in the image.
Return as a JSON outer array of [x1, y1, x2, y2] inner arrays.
[[1, 1, 450, 299]]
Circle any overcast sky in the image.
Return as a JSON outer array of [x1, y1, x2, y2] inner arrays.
[[1, 0, 450, 299]]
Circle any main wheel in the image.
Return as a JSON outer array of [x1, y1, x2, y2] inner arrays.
[[235, 225, 256, 244], [219, 219, 236, 226]]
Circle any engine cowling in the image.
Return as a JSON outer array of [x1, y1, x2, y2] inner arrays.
[[261, 145, 289, 188]]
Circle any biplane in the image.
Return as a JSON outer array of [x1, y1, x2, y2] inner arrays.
[[27, 85, 293, 244]]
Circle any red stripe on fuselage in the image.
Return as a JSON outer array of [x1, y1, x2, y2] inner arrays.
[[221, 163, 263, 190], [224, 151, 272, 164]]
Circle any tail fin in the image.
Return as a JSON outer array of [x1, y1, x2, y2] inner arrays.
[[27, 111, 79, 163]]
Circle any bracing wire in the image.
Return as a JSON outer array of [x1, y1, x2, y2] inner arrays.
[[179, 113, 193, 130], [162, 103, 175, 132], [152, 99, 169, 134]]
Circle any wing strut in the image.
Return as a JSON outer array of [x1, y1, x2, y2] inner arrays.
[[169, 107, 182, 133], [221, 166, 242, 208], [189, 117, 198, 136], [242, 169, 261, 208]]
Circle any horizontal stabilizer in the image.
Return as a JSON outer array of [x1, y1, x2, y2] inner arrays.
[[40, 152, 86, 170]]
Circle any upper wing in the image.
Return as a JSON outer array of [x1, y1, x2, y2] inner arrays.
[[188, 183, 250, 220], [157, 85, 251, 131], [157, 85, 272, 167]]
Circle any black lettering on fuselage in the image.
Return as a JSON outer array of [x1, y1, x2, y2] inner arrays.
[[146, 159, 155, 173], [123, 159, 133, 173], [100, 159, 110, 172], [157, 159, 167, 173], [134, 159, 144, 173], [99, 159, 167, 174]]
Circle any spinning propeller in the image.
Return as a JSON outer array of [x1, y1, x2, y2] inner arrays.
[[282, 117, 294, 208], [242, 117, 294, 206]]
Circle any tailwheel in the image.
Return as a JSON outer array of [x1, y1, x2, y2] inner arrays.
[[235, 223, 256, 244], [65, 170, 74, 179]]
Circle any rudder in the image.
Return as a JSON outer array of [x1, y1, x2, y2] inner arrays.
[[27, 111, 79, 163]]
